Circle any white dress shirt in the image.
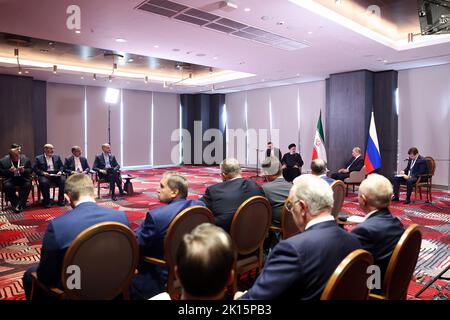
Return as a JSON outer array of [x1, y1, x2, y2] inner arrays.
[[103, 153, 111, 169], [74, 156, 83, 172], [305, 215, 335, 231], [45, 155, 54, 171]]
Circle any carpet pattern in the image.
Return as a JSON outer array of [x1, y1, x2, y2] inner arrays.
[[1, 166, 449, 300]]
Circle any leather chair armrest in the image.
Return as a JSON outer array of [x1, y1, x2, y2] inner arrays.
[[143, 256, 167, 267]]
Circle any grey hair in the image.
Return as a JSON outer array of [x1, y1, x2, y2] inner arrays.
[[359, 173, 393, 209], [163, 171, 189, 198], [220, 158, 241, 177], [293, 174, 334, 215]]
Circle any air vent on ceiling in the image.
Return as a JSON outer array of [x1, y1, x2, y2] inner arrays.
[[136, 0, 309, 51]]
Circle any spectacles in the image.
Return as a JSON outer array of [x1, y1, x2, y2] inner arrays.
[[284, 200, 300, 213]]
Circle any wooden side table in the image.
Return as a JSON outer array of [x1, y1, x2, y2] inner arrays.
[[122, 175, 135, 195]]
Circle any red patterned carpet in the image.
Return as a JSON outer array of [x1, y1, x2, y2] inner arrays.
[[1, 165, 449, 300]]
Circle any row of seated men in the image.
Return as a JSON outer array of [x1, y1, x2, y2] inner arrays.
[[22, 155, 410, 300], [0, 142, 125, 213]]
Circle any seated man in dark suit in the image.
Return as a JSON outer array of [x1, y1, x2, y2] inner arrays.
[[281, 143, 304, 182], [64, 146, 90, 176], [0, 144, 33, 213], [92, 143, 124, 201], [131, 172, 205, 300], [261, 156, 292, 227], [22, 173, 129, 300], [265, 141, 282, 161], [331, 146, 364, 181], [392, 147, 428, 204], [351, 173, 404, 291], [235, 174, 361, 300], [200, 158, 264, 232], [150, 223, 236, 300], [34, 143, 66, 208]]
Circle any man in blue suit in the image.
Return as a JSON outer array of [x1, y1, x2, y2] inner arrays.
[[34, 143, 66, 207], [352, 173, 404, 290], [392, 147, 428, 204], [294, 159, 334, 185], [235, 174, 361, 300], [131, 172, 205, 300], [64, 146, 90, 175], [92, 143, 124, 201], [22, 173, 129, 300]]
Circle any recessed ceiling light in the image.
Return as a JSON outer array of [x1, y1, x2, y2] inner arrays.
[[383, 60, 388, 63], [128, 58, 134, 62], [296, 73, 300, 76], [115, 38, 127, 43], [24, 71, 29, 74], [277, 21, 285, 25], [261, 16, 271, 21], [307, 31, 313, 35], [48, 42, 54, 46], [244, 8, 251, 12], [196, 53, 206, 57], [75, 30, 81, 34], [154, 45, 159, 48], [213, 56, 219, 60], [81, 76, 84, 79], [172, 49, 180, 52]]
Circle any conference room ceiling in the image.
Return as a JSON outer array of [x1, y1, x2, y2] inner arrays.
[[0, 0, 449, 94]]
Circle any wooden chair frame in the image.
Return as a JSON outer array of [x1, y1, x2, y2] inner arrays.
[[31, 221, 138, 300]]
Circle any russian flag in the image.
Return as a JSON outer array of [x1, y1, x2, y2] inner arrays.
[[365, 112, 382, 174]]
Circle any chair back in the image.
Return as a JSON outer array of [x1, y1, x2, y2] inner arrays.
[[331, 180, 346, 218], [230, 196, 272, 255], [61, 222, 139, 299], [424, 156, 436, 176], [344, 166, 366, 183], [321, 249, 373, 300], [164, 206, 215, 267], [280, 201, 300, 239], [381, 224, 421, 300]]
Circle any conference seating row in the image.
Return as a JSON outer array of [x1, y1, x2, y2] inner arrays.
[[29, 195, 421, 300]]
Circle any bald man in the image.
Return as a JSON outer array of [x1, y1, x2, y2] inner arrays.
[[34, 144, 66, 208]]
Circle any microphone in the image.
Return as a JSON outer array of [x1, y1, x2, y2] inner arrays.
[[403, 158, 409, 161]]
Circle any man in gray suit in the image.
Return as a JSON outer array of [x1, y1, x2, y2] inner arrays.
[[261, 156, 292, 227]]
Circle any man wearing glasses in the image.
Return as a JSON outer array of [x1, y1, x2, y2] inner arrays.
[[235, 174, 361, 300]]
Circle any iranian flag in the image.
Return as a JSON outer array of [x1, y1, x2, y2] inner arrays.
[[312, 111, 327, 162]]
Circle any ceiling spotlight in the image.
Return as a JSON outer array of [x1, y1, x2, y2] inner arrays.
[[75, 30, 81, 34], [213, 56, 218, 60], [48, 42, 54, 46], [93, 73, 97, 80], [276, 21, 285, 26], [18, 70, 22, 75], [115, 38, 127, 43], [307, 31, 313, 35], [244, 8, 251, 12], [154, 45, 159, 49], [81, 75, 84, 79], [128, 58, 134, 62], [53, 65, 57, 74], [145, 76, 148, 83]]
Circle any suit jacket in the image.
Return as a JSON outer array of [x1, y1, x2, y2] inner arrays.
[[64, 155, 90, 175], [266, 148, 282, 161], [0, 154, 33, 180], [241, 220, 361, 300], [132, 198, 205, 299], [262, 177, 292, 226], [34, 154, 64, 176], [320, 174, 335, 185], [404, 155, 428, 179], [344, 156, 364, 172], [36, 202, 129, 287], [351, 208, 404, 283], [92, 153, 120, 172], [200, 178, 264, 232]]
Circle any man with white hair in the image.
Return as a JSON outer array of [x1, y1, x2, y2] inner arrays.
[[351, 173, 404, 285], [235, 174, 360, 300], [200, 158, 264, 232]]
